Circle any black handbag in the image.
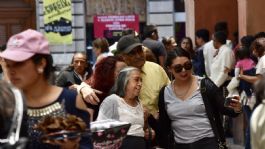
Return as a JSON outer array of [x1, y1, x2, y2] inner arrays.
[[200, 78, 228, 149]]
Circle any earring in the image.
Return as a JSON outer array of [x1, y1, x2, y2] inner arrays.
[[37, 68, 44, 74]]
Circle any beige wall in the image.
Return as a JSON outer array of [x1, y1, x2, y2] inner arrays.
[[194, 0, 238, 40], [238, 0, 265, 38]]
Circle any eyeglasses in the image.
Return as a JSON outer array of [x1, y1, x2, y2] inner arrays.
[[171, 62, 192, 73]]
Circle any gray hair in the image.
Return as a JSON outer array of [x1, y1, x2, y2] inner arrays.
[[110, 67, 140, 97]]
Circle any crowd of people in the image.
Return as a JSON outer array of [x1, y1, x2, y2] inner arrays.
[[0, 21, 265, 149]]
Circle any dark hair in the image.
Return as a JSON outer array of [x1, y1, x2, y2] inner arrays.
[[92, 38, 109, 53], [214, 21, 228, 34], [214, 31, 227, 45], [179, 37, 194, 57], [254, 32, 265, 39], [235, 47, 251, 60], [0, 46, 5, 73], [0, 44, 6, 52], [0, 81, 15, 137], [143, 24, 157, 38], [165, 47, 191, 67], [251, 37, 265, 57], [88, 56, 125, 100], [241, 35, 255, 49], [110, 67, 140, 97], [31, 54, 53, 80], [162, 36, 176, 50], [162, 37, 171, 45], [195, 29, 210, 42]]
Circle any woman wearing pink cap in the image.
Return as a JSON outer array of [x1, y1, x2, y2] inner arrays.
[[0, 29, 92, 149]]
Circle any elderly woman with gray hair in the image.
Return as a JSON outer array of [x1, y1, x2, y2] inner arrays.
[[96, 67, 146, 149]]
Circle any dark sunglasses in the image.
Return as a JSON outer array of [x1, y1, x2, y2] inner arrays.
[[171, 62, 192, 73]]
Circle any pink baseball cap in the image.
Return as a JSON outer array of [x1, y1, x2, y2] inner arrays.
[[0, 29, 50, 62]]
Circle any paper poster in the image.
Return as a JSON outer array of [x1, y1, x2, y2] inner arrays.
[[94, 15, 139, 38], [43, 0, 73, 44]]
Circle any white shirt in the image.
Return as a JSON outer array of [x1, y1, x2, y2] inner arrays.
[[251, 101, 265, 149], [203, 40, 232, 77], [210, 44, 235, 87], [256, 55, 265, 75], [97, 94, 145, 137]]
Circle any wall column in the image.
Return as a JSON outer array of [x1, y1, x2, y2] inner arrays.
[[146, 0, 175, 38], [184, 0, 195, 42], [237, 0, 247, 39]]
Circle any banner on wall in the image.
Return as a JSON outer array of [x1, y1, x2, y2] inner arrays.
[[94, 15, 139, 38], [87, 0, 146, 23], [43, 0, 73, 44]]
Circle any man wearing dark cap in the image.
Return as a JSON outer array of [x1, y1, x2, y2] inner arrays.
[[116, 34, 170, 118], [142, 25, 167, 68]]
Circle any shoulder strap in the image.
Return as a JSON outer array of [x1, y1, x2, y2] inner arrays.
[[200, 78, 227, 145]]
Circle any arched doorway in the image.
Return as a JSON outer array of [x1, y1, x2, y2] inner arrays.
[[0, 0, 36, 46]]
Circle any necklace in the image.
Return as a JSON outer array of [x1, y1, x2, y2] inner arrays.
[[123, 97, 138, 107], [173, 77, 193, 98]]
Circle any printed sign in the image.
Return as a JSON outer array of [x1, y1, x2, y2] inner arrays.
[[43, 0, 73, 44], [94, 15, 139, 38], [86, 0, 146, 22]]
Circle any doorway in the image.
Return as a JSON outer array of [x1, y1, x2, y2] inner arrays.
[[0, 0, 36, 46]]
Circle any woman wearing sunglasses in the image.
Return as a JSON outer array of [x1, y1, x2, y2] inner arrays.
[[157, 47, 242, 149]]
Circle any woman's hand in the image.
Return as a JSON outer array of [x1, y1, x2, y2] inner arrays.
[[144, 128, 155, 141], [77, 82, 102, 105], [229, 95, 242, 113], [80, 86, 100, 105]]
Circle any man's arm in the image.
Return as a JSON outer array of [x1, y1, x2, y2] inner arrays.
[[239, 74, 261, 84]]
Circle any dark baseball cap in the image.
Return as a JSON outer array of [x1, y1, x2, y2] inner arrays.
[[116, 35, 142, 54]]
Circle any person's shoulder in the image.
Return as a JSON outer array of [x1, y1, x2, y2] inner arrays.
[[143, 61, 164, 72], [164, 83, 172, 91], [60, 88, 77, 99], [142, 38, 151, 44], [251, 102, 265, 127], [103, 94, 120, 103], [259, 55, 265, 61], [221, 45, 233, 53], [144, 61, 161, 68], [196, 75, 204, 81], [143, 38, 160, 45], [204, 40, 213, 48], [58, 69, 74, 76]]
